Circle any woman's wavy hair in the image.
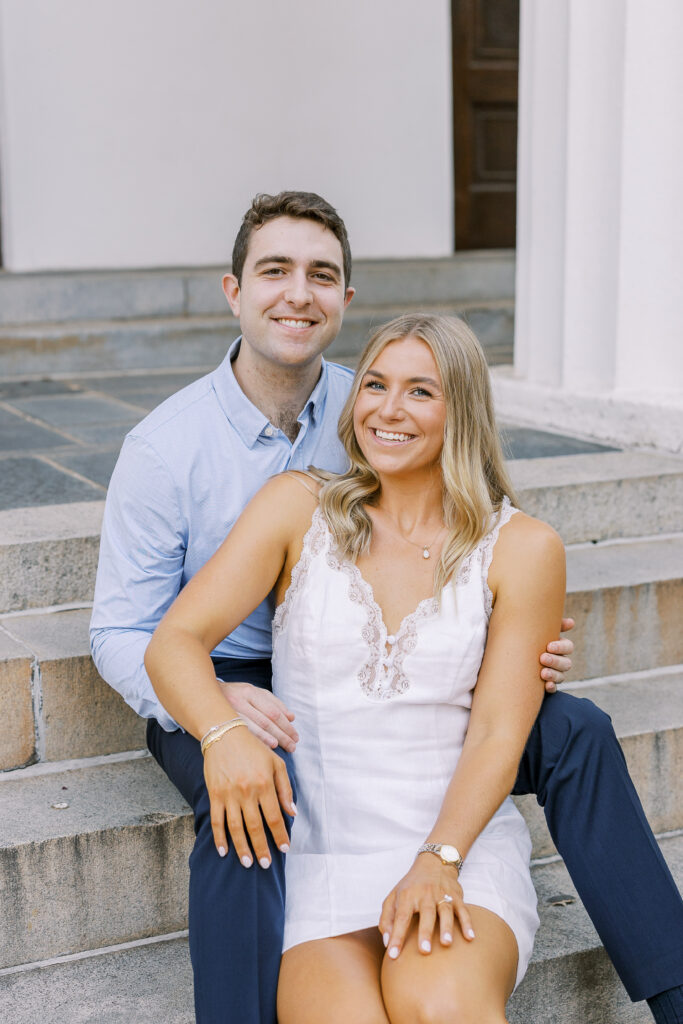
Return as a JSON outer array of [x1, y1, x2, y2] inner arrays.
[[317, 313, 517, 598]]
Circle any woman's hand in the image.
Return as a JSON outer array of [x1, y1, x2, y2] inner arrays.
[[379, 854, 475, 960], [202, 726, 295, 867], [217, 681, 299, 752]]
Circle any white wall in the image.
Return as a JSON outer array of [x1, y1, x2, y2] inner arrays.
[[0, 0, 453, 271]]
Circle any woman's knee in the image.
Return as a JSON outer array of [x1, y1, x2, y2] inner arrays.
[[389, 987, 505, 1024]]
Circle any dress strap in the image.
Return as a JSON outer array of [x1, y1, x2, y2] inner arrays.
[[283, 470, 322, 499], [481, 497, 518, 619], [272, 507, 329, 638]]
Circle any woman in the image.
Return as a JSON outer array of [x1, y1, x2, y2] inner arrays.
[[146, 314, 566, 1023]]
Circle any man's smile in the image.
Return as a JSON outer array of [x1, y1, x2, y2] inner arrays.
[[274, 317, 315, 329]]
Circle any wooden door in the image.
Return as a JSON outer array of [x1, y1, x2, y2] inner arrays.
[[452, 0, 519, 249]]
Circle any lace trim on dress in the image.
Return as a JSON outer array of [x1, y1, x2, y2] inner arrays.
[[325, 544, 439, 701], [272, 507, 328, 639], [481, 496, 518, 619], [273, 499, 517, 697]]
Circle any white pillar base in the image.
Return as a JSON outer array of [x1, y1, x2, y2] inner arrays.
[[492, 366, 683, 456]]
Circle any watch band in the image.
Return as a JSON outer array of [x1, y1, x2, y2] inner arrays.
[[417, 842, 464, 871]]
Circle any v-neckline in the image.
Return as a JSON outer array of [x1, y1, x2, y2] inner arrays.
[[339, 553, 443, 648]]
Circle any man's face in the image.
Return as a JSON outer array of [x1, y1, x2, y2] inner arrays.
[[223, 216, 355, 374]]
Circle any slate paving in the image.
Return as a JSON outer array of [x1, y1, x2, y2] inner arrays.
[[0, 367, 617, 512]]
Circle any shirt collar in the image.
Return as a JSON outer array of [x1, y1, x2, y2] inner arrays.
[[300, 358, 329, 427], [211, 337, 331, 447]]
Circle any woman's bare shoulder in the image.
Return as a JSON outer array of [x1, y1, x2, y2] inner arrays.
[[237, 472, 321, 544], [504, 508, 562, 546], [254, 470, 321, 503], [491, 508, 565, 579]]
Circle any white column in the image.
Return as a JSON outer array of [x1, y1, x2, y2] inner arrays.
[[495, 0, 683, 454], [513, 0, 569, 387], [615, 0, 683, 400], [561, 0, 625, 394]]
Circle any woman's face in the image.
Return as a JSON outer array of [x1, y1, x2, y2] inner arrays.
[[353, 336, 447, 477]]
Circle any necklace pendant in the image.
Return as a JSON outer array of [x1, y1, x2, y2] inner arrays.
[[422, 548, 430, 559]]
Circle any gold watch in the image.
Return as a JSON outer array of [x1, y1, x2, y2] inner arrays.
[[417, 842, 463, 871]]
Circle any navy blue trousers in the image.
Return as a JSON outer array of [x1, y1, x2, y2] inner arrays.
[[148, 660, 683, 1023]]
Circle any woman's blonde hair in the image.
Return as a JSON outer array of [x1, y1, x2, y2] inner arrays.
[[317, 313, 517, 597]]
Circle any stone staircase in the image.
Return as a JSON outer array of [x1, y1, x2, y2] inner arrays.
[[0, 254, 514, 379], [1, 261, 682, 1022], [1, 447, 681, 1021]]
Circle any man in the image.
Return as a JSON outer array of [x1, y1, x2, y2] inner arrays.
[[91, 191, 683, 1024]]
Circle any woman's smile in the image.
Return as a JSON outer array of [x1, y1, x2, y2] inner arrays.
[[371, 428, 416, 444]]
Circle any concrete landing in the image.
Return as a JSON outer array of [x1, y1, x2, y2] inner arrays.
[[1, 367, 617, 514]]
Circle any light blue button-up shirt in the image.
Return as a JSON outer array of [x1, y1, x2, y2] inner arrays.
[[90, 339, 353, 731]]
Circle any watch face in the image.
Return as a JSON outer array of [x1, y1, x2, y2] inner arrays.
[[440, 844, 459, 863]]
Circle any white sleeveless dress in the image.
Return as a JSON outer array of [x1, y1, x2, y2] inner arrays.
[[272, 499, 539, 987]]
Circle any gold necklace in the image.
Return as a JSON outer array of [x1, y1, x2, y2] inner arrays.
[[379, 513, 445, 560]]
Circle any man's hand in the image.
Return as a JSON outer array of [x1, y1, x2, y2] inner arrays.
[[218, 681, 299, 752], [540, 617, 575, 693], [203, 725, 295, 866]]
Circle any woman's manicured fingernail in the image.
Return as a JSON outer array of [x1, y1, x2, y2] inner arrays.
[[383, 932, 390, 947], [420, 940, 431, 953], [466, 928, 475, 939], [279, 843, 290, 853], [290, 804, 297, 816], [443, 932, 453, 943], [388, 946, 399, 960], [259, 857, 271, 869], [241, 855, 253, 868], [218, 846, 227, 858]]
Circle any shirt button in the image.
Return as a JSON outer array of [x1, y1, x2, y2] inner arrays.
[[264, 426, 274, 437], [387, 635, 396, 645]]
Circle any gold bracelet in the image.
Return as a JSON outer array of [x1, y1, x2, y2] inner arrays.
[[200, 719, 237, 747], [200, 717, 247, 756]]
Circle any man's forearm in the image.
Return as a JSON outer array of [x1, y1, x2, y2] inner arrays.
[[90, 624, 180, 732]]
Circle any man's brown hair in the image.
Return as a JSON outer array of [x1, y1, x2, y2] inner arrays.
[[231, 191, 352, 287]]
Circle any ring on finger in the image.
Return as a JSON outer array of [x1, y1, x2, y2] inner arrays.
[[437, 894, 454, 907]]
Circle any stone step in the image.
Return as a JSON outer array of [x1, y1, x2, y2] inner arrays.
[[0, 301, 513, 377], [0, 935, 194, 1024], [510, 830, 683, 1023], [3, 446, 681, 613], [0, 315, 239, 377], [0, 754, 193, 969], [0, 607, 145, 771], [510, 450, 683, 544], [0, 254, 514, 327], [2, 834, 679, 1023], [0, 503, 104, 614], [1, 666, 680, 967], [324, 300, 513, 365], [515, 666, 683, 856], [564, 534, 683, 681]]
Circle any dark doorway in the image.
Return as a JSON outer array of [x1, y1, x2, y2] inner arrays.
[[451, 0, 519, 249]]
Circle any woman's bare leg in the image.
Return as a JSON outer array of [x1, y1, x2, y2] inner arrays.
[[278, 928, 390, 1024], [381, 906, 519, 1024]]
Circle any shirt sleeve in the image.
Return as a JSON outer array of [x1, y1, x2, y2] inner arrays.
[[90, 433, 189, 732]]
